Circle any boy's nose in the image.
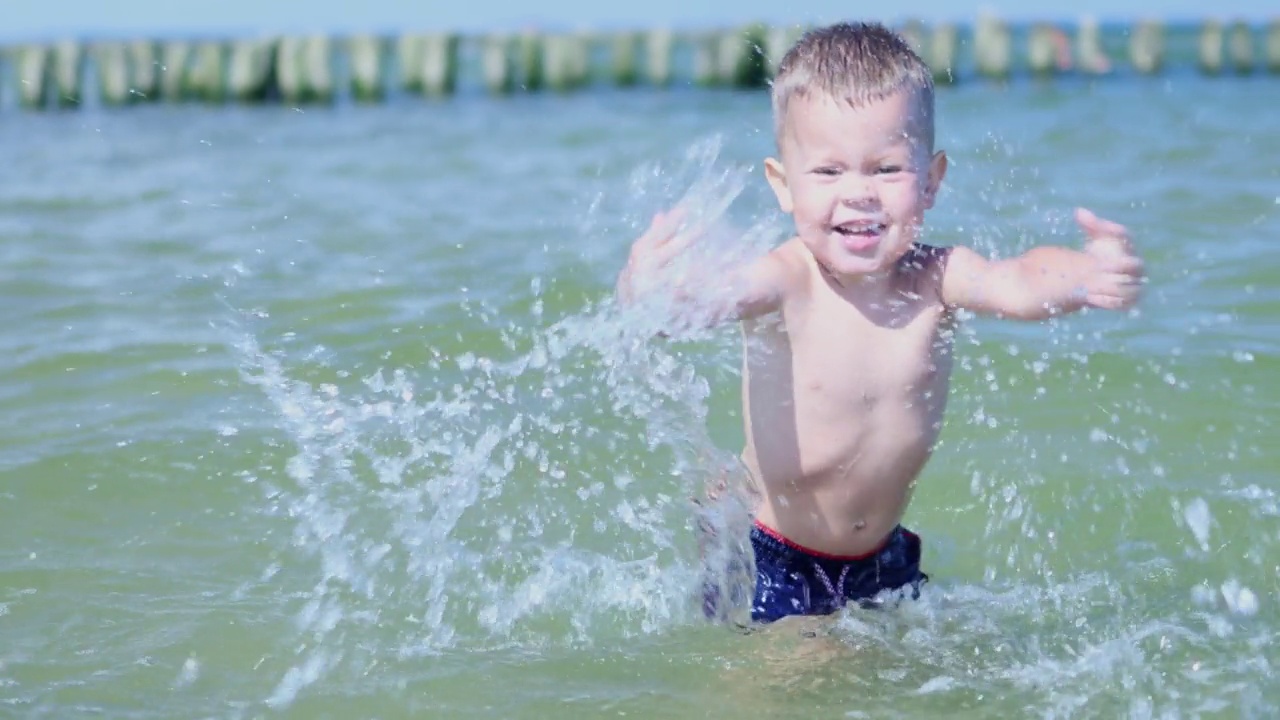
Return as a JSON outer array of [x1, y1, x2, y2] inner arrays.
[[839, 179, 878, 207], [834, 174, 875, 204]]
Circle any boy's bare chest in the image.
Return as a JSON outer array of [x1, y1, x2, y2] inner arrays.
[[787, 300, 952, 410]]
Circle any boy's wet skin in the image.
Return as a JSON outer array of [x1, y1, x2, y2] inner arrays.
[[617, 22, 1144, 624]]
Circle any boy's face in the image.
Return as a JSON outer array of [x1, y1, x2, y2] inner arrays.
[[765, 89, 946, 278]]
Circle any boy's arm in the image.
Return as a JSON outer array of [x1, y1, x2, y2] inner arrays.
[[616, 210, 793, 327], [940, 208, 1144, 320]]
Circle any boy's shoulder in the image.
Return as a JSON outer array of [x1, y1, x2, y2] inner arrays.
[[770, 237, 814, 272], [756, 237, 818, 293], [896, 242, 955, 303], [758, 241, 962, 311], [901, 242, 953, 268], [764, 240, 956, 301]]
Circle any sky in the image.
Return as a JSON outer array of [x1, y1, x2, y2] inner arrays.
[[2, 0, 1274, 42]]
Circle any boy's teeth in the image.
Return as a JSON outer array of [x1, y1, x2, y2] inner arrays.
[[837, 224, 883, 234]]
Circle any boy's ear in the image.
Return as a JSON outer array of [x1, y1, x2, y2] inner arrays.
[[923, 150, 948, 209], [764, 157, 793, 213]]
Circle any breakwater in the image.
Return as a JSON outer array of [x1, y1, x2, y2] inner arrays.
[[1, 17, 1277, 110]]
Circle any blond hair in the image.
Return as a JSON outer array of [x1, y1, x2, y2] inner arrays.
[[771, 22, 935, 150]]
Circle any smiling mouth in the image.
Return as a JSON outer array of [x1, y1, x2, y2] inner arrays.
[[833, 223, 887, 237]]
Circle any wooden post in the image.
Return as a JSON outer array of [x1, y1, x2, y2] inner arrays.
[[276, 36, 332, 103], [899, 19, 927, 59], [159, 42, 190, 101], [52, 40, 84, 107], [420, 33, 459, 97], [567, 32, 591, 89], [543, 35, 568, 91], [127, 40, 159, 101], [1267, 20, 1280, 74], [275, 36, 305, 103], [17, 45, 51, 109], [544, 34, 589, 92], [930, 24, 959, 83], [1199, 20, 1225, 75], [228, 38, 275, 103], [1027, 23, 1061, 77], [974, 14, 1012, 80], [396, 35, 423, 93], [717, 23, 768, 88], [93, 42, 132, 105], [693, 32, 719, 86], [301, 36, 333, 103], [765, 25, 802, 79], [186, 41, 227, 103], [645, 28, 673, 86], [610, 31, 640, 87], [1076, 16, 1111, 74], [518, 31, 544, 91], [1129, 20, 1164, 74], [1227, 21, 1255, 74], [348, 35, 385, 102], [481, 34, 514, 95]]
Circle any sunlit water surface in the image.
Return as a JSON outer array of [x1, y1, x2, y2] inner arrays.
[[2, 76, 1279, 718]]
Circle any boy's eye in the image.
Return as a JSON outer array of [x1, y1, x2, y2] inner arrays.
[[813, 167, 841, 176], [877, 165, 903, 174]]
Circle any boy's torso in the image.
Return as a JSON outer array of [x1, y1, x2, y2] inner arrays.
[[739, 241, 955, 557]]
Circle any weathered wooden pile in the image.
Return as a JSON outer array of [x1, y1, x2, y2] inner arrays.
[[1, 17, 1276, 110]]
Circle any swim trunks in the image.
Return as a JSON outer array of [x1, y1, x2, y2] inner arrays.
[[750, 520, 927, 623], [702, 519, 928, 624]]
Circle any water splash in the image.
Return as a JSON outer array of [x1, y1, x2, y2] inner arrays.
[[224, 136, 777, 707]]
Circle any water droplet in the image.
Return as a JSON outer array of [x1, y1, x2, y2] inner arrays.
[[176, 656, 200, 688], [1221, 579, 1259, 616], [1183, 498, 1211, 552]]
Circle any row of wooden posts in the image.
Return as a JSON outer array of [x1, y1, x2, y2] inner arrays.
[[2, 18, 1279, 110]]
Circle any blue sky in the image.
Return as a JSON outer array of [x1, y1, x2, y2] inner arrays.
[[3, 0, 1273, 42]]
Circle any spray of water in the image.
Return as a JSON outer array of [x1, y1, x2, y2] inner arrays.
[[218, 136, 785, 706]]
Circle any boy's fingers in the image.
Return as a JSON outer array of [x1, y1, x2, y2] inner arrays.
[[1087, 234, 1134, 259], [1088, 277, 1141, 308], [1076, 207, 1132, 248], [1074, 207, 1102, 234], [637, 209, 675, 244], [1107, 232, 1134, 255], [1097, 255, 1144, 276], [653, 227, 703, 258], [651, 211, 694, 248], [1086, 292, 1127, 310], [1077, 207, 1125, 235], [641, 214, 663, 239]]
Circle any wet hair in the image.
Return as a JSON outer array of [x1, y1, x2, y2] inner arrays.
[[770, 21, 935, 151]]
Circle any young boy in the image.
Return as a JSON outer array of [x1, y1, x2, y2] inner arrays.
[[615, 22, 1144, 624]]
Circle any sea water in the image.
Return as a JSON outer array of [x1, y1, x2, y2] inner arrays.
[[1, 77, 1279, 718]]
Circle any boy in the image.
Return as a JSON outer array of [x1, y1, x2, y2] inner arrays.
[[615, 22, 1144, 624]]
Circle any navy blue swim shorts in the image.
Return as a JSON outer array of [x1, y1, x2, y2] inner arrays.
[[703, 519, 928, 624]]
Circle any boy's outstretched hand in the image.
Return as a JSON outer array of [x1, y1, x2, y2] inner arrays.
[[615, 209, 693, 305], [1077, 207, 1144, 311]]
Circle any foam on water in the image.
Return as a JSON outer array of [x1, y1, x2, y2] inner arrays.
[[218, 136, 1277, 714]]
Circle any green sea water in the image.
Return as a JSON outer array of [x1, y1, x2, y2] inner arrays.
[[2, 74, 1279, 719]]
